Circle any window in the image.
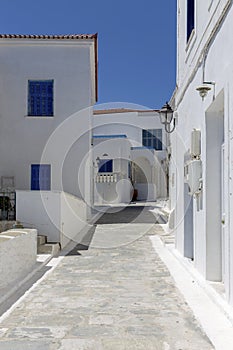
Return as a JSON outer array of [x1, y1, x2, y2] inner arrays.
[[142, 129, 162, 150], [28, 80, 54, 116], [98, 159, 113, 173], [187, 0, 195, 42], [31, 164, 51, 190]]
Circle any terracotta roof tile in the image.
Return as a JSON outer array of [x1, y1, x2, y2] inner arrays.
[[0, 34, 97, 40], [93, 108, 159, 115]]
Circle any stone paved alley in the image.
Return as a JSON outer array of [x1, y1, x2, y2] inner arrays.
[[0, 205, 214, 349]]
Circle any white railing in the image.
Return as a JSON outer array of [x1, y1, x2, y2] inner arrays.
[[95, 172, 119, 183]]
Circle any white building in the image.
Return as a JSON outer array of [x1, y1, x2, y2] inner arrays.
[[0, 34, 98, 247], [92, 109, 168, 205], [171, 0, 233, 304]]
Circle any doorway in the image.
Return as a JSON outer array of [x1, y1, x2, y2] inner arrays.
[[184, 182, 194, 259], [205, 91, 224, 281], [221, 144, 226, 282]]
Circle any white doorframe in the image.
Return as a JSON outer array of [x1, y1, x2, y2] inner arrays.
[[221, 143, 226, 282]]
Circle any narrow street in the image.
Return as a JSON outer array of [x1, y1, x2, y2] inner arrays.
[[0, 205, 213, 349]]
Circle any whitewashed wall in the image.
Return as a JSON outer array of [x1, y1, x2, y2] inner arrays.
[[93, 110, 168, 202], [173, 0, 233, 304], [16, 190, 90, 248], [92, 137, 132, 204], [0, 229, 37, 289], [60, 192, 90, 248], [16, 191, 61, 242], [0, 38, 95, 202], [93, 110, 167, 150], [131, 148, 167, 200]]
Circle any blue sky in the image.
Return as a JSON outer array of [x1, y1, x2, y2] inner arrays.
[[0, 0, 176, 109]]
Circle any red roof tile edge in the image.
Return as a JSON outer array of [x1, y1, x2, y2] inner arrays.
[[0, 34, 97, 40], [93, 108, 160, 115]]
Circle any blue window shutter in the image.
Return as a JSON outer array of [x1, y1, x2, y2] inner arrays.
[[28, 80, 53, 116], [31, 164, 51, 190], [31, 165, 40, 190]]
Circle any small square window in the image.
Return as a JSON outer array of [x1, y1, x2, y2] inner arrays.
[[28, 80, 54, 116], [142, 129, 162, 151]]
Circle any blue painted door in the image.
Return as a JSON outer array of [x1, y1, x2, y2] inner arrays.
[[31, 164, 51, 190]]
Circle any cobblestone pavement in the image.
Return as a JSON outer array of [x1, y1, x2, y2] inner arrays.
[[0, 206, 214, 349]]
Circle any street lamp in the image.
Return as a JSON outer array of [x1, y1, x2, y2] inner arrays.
[[159, 102, 175, 133]]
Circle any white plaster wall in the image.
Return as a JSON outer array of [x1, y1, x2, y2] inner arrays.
[[93, 111, 167, 150], [172, 70, 224, 278], [60, 192, 89, 248], [131, 148, 167, 200], [0, 229, 37, 289], [16, 190, 61, 242], [93, 137, 132, 204], [0, 39, 94, 200], [40, 107, 93, 200], [177, 0, 231, 88], [173, 0, 233, 302], [93, 110, 168, 201], [16, 190, 89, 248]]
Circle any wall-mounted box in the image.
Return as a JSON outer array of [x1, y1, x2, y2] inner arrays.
[[185, 159, 202, 195], [191, 129, 201, 157]]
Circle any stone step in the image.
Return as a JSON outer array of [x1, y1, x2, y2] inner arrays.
[[160, 234, 175, 245], [159, 208, 170, 223], [37, 242, 60, 256], [37, 235, 47, 246]]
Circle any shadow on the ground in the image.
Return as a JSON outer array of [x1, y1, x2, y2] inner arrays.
[[95, 206, 160, 224], [65, 225, 96, 256], [65, 205, 165, 256]]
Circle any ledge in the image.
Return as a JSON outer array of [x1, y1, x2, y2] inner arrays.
[[24, 116, 55, 119], [0, 228, 37, 289]]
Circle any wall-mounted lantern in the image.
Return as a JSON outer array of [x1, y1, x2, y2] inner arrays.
[[159, 102, 176, 133], [196, 81, 215, 100]]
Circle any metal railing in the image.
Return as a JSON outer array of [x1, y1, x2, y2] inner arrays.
[[0, 191, 16, 221]]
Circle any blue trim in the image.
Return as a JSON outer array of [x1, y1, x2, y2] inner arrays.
[[131, 146, 154, 150], [31, 164, 51, 190], [93, 134, 127, 139]]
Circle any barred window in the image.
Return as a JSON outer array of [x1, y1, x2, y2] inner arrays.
[[28, 80, 54, 116]]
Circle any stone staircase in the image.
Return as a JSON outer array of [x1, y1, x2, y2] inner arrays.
[[161, 231, 175, 245], [156, 206, 175, 245], [37, 234, 60, 256], [158, 207, 170, 224]]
